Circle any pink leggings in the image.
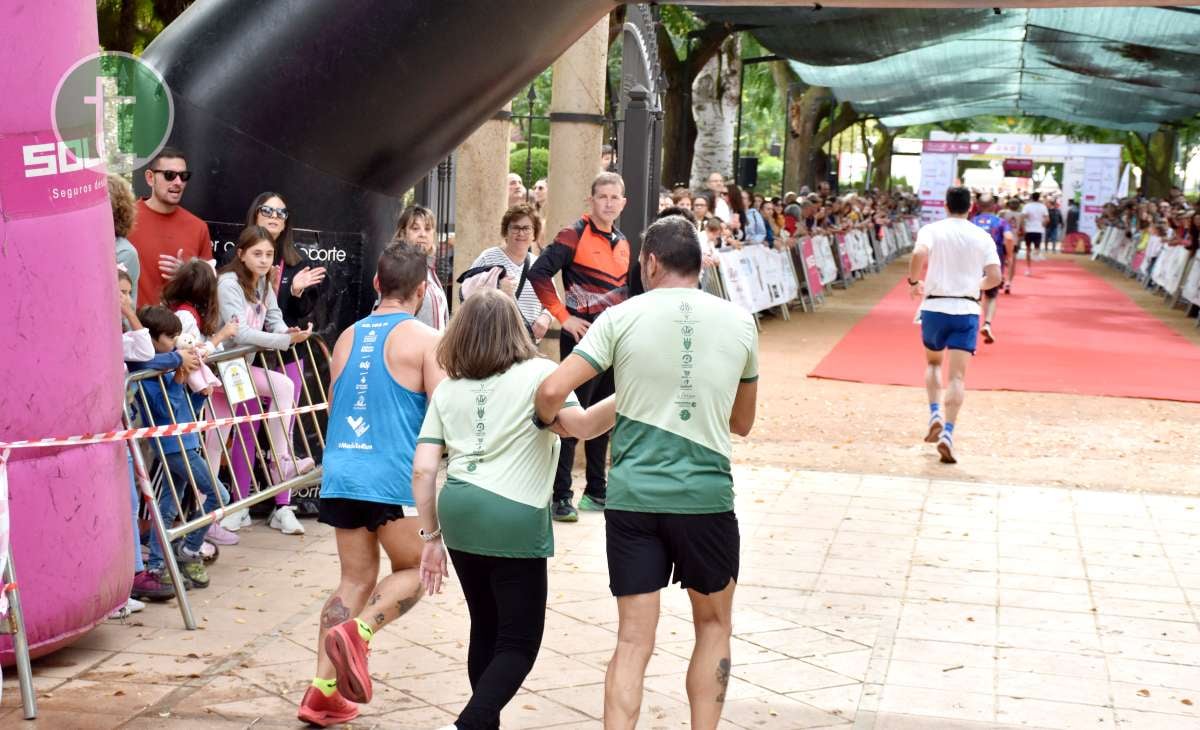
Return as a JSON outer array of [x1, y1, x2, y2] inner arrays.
[[205, 365, 298, 505]]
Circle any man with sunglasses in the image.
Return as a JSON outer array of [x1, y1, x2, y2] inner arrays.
[[128, 147, 214, 306]]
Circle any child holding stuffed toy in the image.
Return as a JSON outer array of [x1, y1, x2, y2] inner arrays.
[[162, 259, 239, 396]]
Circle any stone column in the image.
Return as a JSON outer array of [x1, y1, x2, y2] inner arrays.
[[545, 15, 610, 242], [452, 103, 512, 301]]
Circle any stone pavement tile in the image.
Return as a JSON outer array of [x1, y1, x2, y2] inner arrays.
[[574, 645, 693, 676], [658, 635, 790, 666], [828, 529, 917, 552], [889, 638, 996, 669], [380, 667, 472, 706], [1085, 563, 1174, 586], [130, 621, 262, 657], [19, 678, 174, 723], [789, 683, 861, 724], [722, 694, 849, 729], [1094, 597, 1195, 623], [739, 564, 823, 591], [1109, 681, 1200, 718], [998, 556, 1088, 580], [996, 626, 1102, 654], [369, 642, 465, 681], [906, 580, 997, 605], [815, 573, 905, 599], [123, 715, 254, 729], [643, 671, 771, 703], [1177, 573, 1200, 589], [537, 680, 690, 723], [995, 696, 1116, 728], [24, 646, 113, 679], [732, 658, 858, 695], [838, 518, 920, 537], [885, 659, 993, 694], [877, 685, 995, 724], [200, 693, 298, 724], [995, 669, 1111, 706], [549, 595, 619, 625], [1100, 634, 1200, 664], [520, 652, 609, 692], [807, 592, 902, 618], [1090, 580, 1188, 604], [1115, 708, 1200, 729], [731, 607, 804, 634], [80, 650, 212, 686], [732, 585, 809, 610], [1096, 615, 1200, 643], [230, 659, 309, 696], [874, 712, 1028, 729], [998, 573, 1090, 595], [1, 673, 68, 710], [498, 689, 593, 728], [372, 702, 462, 729], [822, 555, 912, 578], [907, 565, 996, 589], [423, 638, 470, 664], [795, 648, 872, 682], [897, 601, 996, 645], [70, 622, 162, 653], [999, 607, 1098, 634], [997, 529, 1080, 552], [995, 648, 1108, 680], [1108, 658, 1200, 689]]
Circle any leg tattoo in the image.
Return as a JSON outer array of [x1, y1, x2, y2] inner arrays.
[[715, 657, 731, 703], [373, 612, 386, 627], [321, 596, 351, 629], [396, 591, 421, 618], [368, 592, 382, 606]]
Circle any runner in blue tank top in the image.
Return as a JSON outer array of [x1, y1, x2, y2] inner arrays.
[[969, 194, 1015, 345], [299, 242, 446, 727]]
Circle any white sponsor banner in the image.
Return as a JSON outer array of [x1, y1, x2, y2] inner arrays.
[[716, 245, 798, 314], [1080, 156, 1121, 239], [918, 153, 955, 224]]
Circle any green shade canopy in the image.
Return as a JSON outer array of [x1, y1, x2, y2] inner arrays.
[[689, 5, 1200, 131]]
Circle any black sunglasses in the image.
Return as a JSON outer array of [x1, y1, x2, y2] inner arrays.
[[151, 169, 192, 182], [258, 205, 289, 220]]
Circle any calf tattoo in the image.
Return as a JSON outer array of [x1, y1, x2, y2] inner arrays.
[[321, 596, 351, 629], [397, 591, 421, 617], [716, 657, 731, 703]]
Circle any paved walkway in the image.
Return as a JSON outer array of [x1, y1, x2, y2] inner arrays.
[[4, 468, 1200, 729]]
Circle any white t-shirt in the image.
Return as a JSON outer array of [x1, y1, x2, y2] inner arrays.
[[1022, 202, 1049, 234], [916, 217, 1001, 316]]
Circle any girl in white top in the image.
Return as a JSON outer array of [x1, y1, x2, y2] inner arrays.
[[395, 205, 449, 331], [215, 225, 316, 535], [162, 259, 239, 393], [469, 203, 553, 342]]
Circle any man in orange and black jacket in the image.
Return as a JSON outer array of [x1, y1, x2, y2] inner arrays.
[[529, 172, 629, 523]]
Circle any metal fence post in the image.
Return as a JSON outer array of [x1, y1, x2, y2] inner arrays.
[[4, 555, 36, 719], [620, 85, 653, 289]]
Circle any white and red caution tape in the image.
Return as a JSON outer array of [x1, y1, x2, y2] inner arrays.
[[0, 402, 327, 453]]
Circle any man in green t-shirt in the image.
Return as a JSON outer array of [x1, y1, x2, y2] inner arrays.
[[535, 216, 758, 730]]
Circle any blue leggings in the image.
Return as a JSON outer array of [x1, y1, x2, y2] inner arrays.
[[128, 453, 144, 573]]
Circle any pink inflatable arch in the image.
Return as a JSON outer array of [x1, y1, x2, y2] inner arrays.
[[0, 1, 131, 660]]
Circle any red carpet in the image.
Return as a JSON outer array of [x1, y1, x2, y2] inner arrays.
[[809, 258, 1200, 403]]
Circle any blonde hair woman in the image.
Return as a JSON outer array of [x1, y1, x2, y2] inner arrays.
[[411, 289, 613, 730]]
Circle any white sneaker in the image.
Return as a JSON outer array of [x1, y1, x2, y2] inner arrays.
[[110, 597, 146, 619], [269, 505, 305, 535], [221, 510, 253, 531]]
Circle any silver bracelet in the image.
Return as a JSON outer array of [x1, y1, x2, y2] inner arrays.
[[418, 526, 442, 543]]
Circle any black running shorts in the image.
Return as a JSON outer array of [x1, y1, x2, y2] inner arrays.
[[605, 509, 739, 596], [318, 497, 406, 532], [1024, 231, 1043, 249]]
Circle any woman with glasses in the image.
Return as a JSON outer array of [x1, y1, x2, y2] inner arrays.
[[246, 192, 327, 327], [468, 204, 553, 343]]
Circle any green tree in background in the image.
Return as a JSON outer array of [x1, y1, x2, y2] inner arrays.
[[97, 0, 192, 54]]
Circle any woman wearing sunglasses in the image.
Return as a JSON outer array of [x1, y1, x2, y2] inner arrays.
[[245, 192, 326, 326]]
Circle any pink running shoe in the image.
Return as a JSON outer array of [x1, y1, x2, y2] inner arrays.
[[297, 686, 359, 727], [204, 521, 240, 546], [324, 620, 372, 704]]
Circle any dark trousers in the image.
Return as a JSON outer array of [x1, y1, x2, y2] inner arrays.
[[554, 328, 615, 503], [449, 549, 547, 730]]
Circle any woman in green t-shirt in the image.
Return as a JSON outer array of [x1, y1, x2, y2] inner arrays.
[[411, 288, 613, 730]]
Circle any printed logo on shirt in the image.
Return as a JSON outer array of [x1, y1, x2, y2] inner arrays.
[[346, 416, 370, 439]]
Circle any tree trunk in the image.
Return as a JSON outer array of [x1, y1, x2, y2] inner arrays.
[[689, 35, 741, 189], [871, 125, 900, 191], [1143, 126, 1177, 199], [784, 85, 833, 192], [656, 23, 731, 190]]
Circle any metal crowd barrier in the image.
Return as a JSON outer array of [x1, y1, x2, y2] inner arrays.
[[124, 339, 331, 629], [1, 558, 36, 719]]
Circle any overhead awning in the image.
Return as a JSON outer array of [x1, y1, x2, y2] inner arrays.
[[689, 5, 1200, 132]]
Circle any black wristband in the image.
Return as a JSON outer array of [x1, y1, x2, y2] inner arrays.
[[907, 278, 920, 286], [531, 412, 553, 430]]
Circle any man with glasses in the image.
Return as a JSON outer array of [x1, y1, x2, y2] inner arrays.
[[128, 147, 214, 306]]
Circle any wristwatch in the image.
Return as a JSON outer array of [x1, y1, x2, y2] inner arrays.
[[418, 526, 442, 543], [531, 412, 553, 430]]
